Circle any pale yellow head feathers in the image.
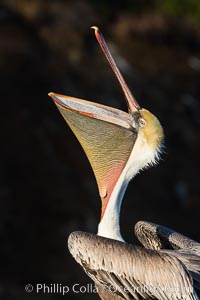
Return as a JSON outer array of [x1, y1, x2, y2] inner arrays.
[[139, 109, 164, 148], [137, 109, 164, 165]]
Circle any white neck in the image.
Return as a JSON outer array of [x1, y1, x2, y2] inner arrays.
[[97, 131, 157, 242], [98, 177, 128, 242]]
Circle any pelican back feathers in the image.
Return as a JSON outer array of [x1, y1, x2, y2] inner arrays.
[[135, 221, 200, 254], [135, 221, 200, 296], [68, 231, 199, 300]]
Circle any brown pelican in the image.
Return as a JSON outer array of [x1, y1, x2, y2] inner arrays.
[[49, 27, 200, 299]]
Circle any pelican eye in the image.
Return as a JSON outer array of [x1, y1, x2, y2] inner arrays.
[[139, 118, 146, 127]]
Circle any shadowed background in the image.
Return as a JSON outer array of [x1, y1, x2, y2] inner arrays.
[[1, 1, 200, 299]]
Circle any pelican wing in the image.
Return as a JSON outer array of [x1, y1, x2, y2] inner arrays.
[[68, 231, 198, 300], [135, 221, 200, 254], [49, 93, 138, 215], [135, 221, 200, 295], [162, 250, 200, 294]]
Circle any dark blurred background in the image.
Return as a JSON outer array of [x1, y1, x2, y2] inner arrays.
[[1, 0, 200, 299]]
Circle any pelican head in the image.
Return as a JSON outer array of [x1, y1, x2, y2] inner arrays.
[[49, 26, 164, 241], [135, 109, 163, 166]]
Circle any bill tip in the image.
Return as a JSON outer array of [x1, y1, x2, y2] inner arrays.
[[91, 26, 99, 32]]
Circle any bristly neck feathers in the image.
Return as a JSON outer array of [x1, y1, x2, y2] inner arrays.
[[97, 109, 164, 242]]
